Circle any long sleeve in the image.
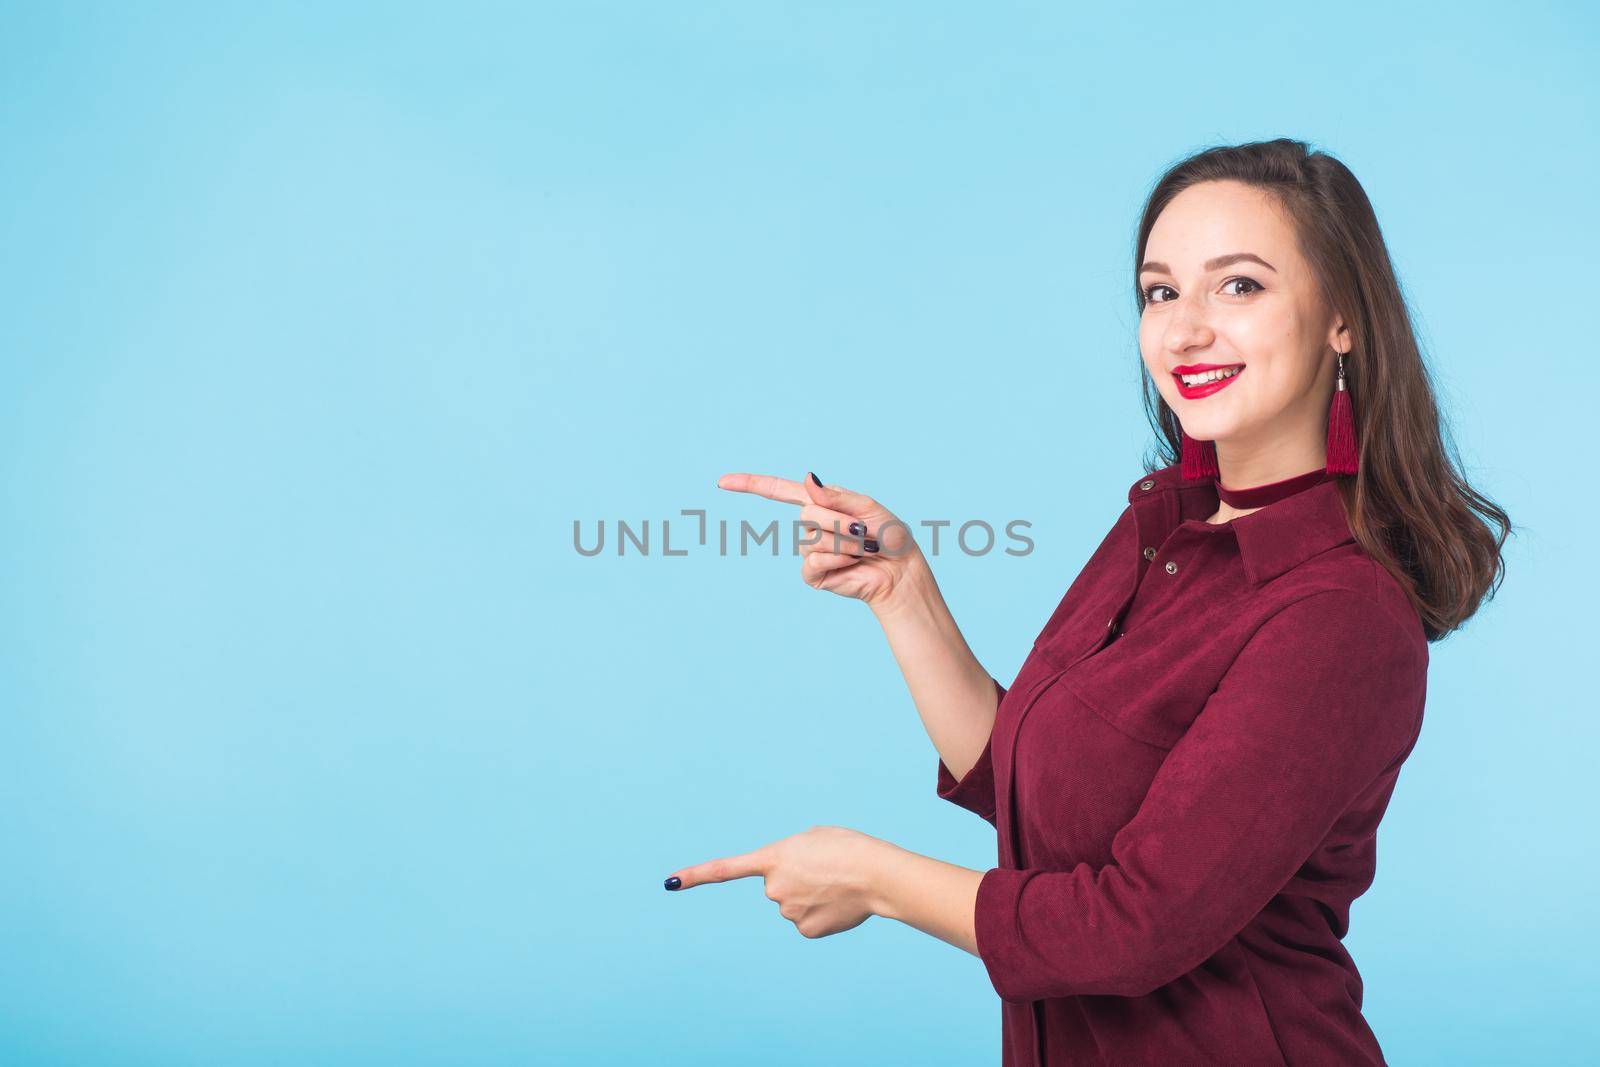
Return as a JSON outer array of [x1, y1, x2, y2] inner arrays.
[[972, 589, 1428, 1002], [935, 676, 1009, 827]]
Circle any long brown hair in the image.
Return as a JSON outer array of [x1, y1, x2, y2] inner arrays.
[[1133, 137, 1509, 642]]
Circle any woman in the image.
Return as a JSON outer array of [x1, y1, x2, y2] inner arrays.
[[665, 138, 1509, 1065]]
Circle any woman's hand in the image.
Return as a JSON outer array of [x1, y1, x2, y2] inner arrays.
[[716, 471, 925, 611], [663, 826, 893, 939]]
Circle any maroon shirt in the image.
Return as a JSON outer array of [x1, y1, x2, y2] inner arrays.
[[937, 461, 1428, 1066]]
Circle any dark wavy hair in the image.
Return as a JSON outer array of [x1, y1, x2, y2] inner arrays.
[[1134, 137, 1509, 642]]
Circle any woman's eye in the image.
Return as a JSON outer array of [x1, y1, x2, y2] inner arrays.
[[1139, 278, 1260, 307]]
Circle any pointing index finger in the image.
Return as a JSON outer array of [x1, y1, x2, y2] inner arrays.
[[667, 847, 770, 889], [716, 472, 806, 505]]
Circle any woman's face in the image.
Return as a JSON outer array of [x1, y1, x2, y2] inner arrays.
[[1138, 179, 1347, 457]]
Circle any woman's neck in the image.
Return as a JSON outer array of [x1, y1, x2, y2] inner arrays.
[[1214, 438, 1327, 494], [1205, 500, 1260, 526], [1205, 458, 1330, 524]]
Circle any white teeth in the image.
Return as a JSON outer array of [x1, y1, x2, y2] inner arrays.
[[1179, 367, 1242, 386]]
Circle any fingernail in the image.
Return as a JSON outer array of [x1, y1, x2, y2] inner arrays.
[[863, 539, 879, 553], [809, 472, 823, 487], [664, 876, 681, 891], [848, 522, 866, 538]]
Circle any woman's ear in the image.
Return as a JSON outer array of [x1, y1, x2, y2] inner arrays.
[[1327, 316, 1352, 354]]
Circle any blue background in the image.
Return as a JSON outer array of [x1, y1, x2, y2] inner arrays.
[[2, 3, 1593, 1064]]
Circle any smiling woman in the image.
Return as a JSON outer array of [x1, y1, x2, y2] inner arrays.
[[669, 138, 1511, 1067]]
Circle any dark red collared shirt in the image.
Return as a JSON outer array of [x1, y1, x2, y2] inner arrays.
[[938, 462, 1428, 1066]]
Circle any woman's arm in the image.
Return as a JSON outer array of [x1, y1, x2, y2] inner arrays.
[[870, 552, 1002, 784], [868, 839, 984, 956], [667, 825, 985, 955], [715, 471, 1003, 785]]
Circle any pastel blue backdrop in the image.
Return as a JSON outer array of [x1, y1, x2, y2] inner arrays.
[[2, 3, 1592, 1064]]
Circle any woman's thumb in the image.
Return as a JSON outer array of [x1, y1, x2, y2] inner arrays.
[[804, 471, 877, 517], [804, 471, 830, 505]]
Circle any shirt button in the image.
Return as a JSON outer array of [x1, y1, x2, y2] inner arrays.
[[1143, 546, 1156, 560], [1165, 561, 1178, 574], [1139, 479, 1155, 491], [1106, 617, 1119, 637]]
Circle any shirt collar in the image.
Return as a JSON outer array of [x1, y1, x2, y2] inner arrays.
[[1127, 463, 1355, 586]]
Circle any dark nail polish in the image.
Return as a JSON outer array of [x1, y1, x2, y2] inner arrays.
[[664, 876, 681, 890], [863, 539, 879, 553], [809, 472, 823, 487], [848, 522, 865, 538]]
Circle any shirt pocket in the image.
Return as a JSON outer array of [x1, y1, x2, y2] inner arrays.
[[1057, 626, 1217, 750]]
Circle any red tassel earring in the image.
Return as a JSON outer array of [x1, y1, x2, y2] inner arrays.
[[1325, 350, 1359, 475], [1180, 429, 1219, 479]]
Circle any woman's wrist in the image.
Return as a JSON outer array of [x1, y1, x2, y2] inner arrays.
[[867, 547, 938, 623], [865, 838, 910, 920], [867, 840, 983, 956]]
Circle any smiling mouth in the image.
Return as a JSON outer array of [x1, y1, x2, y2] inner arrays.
[[1172, 364, 1246, 398]]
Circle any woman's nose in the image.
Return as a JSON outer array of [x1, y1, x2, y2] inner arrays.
[[1163, 297, 1215, 354]]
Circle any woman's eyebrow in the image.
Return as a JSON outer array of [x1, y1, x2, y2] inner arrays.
[[1138, 252, 1278, 277]]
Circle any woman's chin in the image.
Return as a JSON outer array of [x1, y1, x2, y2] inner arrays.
[[1180, 421, 1239, 442]]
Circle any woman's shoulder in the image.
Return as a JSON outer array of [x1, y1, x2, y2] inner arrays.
[[1259, 542, 1429, 665], [1122, 461, 1189, 501]]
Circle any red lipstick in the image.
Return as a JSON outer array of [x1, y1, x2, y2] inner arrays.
[[1172, 362, 1246, 400]]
